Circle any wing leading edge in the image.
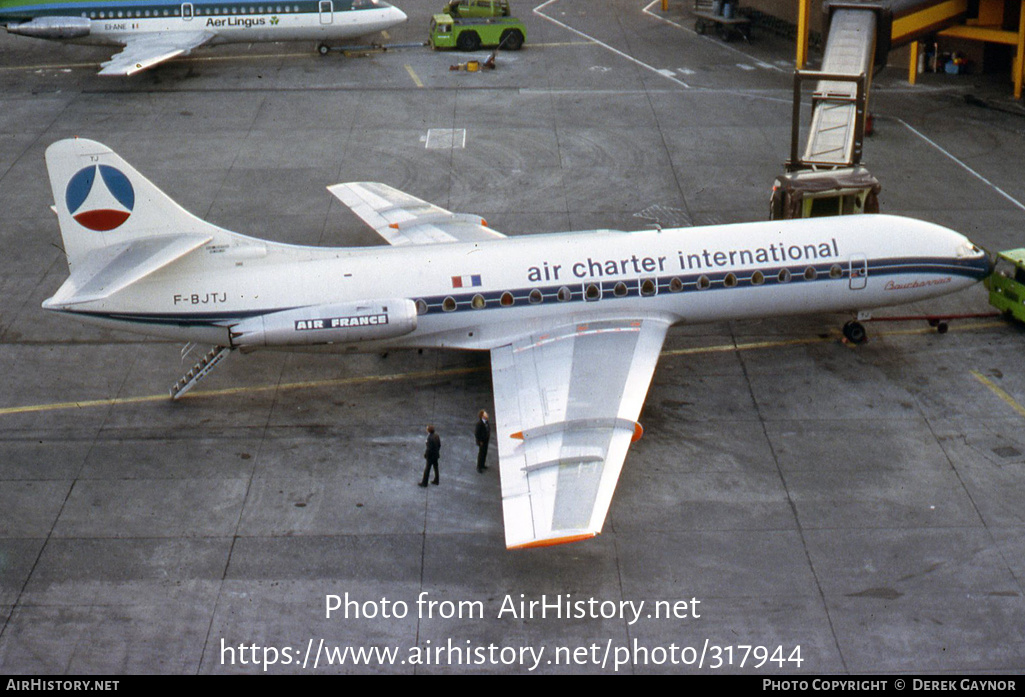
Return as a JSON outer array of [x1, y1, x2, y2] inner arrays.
[[490, 318, 670, 549]]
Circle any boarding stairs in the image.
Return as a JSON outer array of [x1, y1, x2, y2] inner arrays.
[[791, 5, 878, 170], [169, 344, 232, 400], [791, 0, 970, 172]]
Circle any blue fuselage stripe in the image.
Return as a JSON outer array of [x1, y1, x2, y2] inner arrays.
[[57, 254, 990, 328]]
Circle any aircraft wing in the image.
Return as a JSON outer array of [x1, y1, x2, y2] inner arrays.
[[328, 182, 506, 245], [490, 318, 671, 549], [99, 31, 214, 76]]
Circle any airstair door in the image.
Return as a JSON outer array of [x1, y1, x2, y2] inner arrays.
[[849, 254, 868, 290]]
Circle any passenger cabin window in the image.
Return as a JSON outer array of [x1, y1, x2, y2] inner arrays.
[[415, 299, 428, 315], [557, 287, 572, 302], [613, 282, 628, 297], [528, 289, 543, 304], [669, 277, 683, 292], [724, 273, 737, 288], [500, 292, 514, 306], [697, 275, 710, 290], [778, 268, 792, 283], [471, 294, 486, 309], [641, 279, 657, 296], [584, 283, 601, 301], [442, 297, 457, 312], [751, 270, 764, 285]]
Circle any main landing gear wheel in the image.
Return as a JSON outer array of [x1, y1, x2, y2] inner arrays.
[[843, 320, 867, 344]]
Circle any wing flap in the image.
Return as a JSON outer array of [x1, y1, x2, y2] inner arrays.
[[43, 234, 212, 307], [328, 182, 505, 245], [490, 318, 670, 549], [99, 32, 214, 76]]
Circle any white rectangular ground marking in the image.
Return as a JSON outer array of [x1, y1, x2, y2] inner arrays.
[[425, 128, 467, 149]]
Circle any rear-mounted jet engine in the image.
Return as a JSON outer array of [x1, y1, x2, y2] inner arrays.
[[229, 299, 418, 348]]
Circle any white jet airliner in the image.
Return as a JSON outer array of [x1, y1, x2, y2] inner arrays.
[[41, 138, 991, 549], [1, 0, 406, 75]]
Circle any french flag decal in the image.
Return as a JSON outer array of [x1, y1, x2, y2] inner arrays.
[[451, 274, 482, 288]]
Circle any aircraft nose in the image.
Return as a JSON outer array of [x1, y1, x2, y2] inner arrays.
[[983, 252, 996, 277], [958, 239, 993, 280]]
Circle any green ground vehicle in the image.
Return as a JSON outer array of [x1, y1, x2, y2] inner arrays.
[[985, 249, 1025, 323], [429, 13, 526, 51], [443, 0, 511, 17]]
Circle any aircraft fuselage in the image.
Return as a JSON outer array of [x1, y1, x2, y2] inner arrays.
[[2, 0, 406, 47], [46, 214, 991, 351]]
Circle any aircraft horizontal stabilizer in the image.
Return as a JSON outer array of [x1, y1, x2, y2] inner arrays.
[[44, 233, 211, 307]]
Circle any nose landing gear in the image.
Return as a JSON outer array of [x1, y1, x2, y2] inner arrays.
[[842, 320, 868, 345]]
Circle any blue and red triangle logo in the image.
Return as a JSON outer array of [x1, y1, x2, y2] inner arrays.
[[65, 165, 135, 232]]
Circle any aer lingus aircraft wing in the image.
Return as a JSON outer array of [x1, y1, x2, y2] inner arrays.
[[99, 32, 214, 76], [328, 182, 505, 245], [490, 318, 671, 549]]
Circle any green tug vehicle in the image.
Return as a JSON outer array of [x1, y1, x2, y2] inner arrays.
[[429, 0, 526, 51], [986, 249, 1025, 324]]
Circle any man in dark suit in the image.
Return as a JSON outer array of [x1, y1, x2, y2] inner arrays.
[[475, 410, 490, 473], [420, 425, 441, 487]]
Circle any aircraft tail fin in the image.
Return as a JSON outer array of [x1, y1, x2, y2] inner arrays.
[[44, 138, 227, 270]]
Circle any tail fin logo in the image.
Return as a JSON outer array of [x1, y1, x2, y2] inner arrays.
[[66, 165, 135, 232]]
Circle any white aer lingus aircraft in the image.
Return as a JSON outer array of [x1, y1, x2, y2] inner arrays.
[[1, 0, 406, 76], [42, 138, 991, 549]]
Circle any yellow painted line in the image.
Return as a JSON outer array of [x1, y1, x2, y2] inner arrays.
[[663, 320, 1007, 357], [971, 371, 1025, 419], [529, 41, 595, 47], [0, 61, 100, 72], [0, 365, 485, 417], [404, 64, 424, 88], [0, 41, 589, 75], [0, 319, 1009, 417], [0, 51, 317, 74], [663, 335, 830, 357], [0, 393, 169, 416]]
